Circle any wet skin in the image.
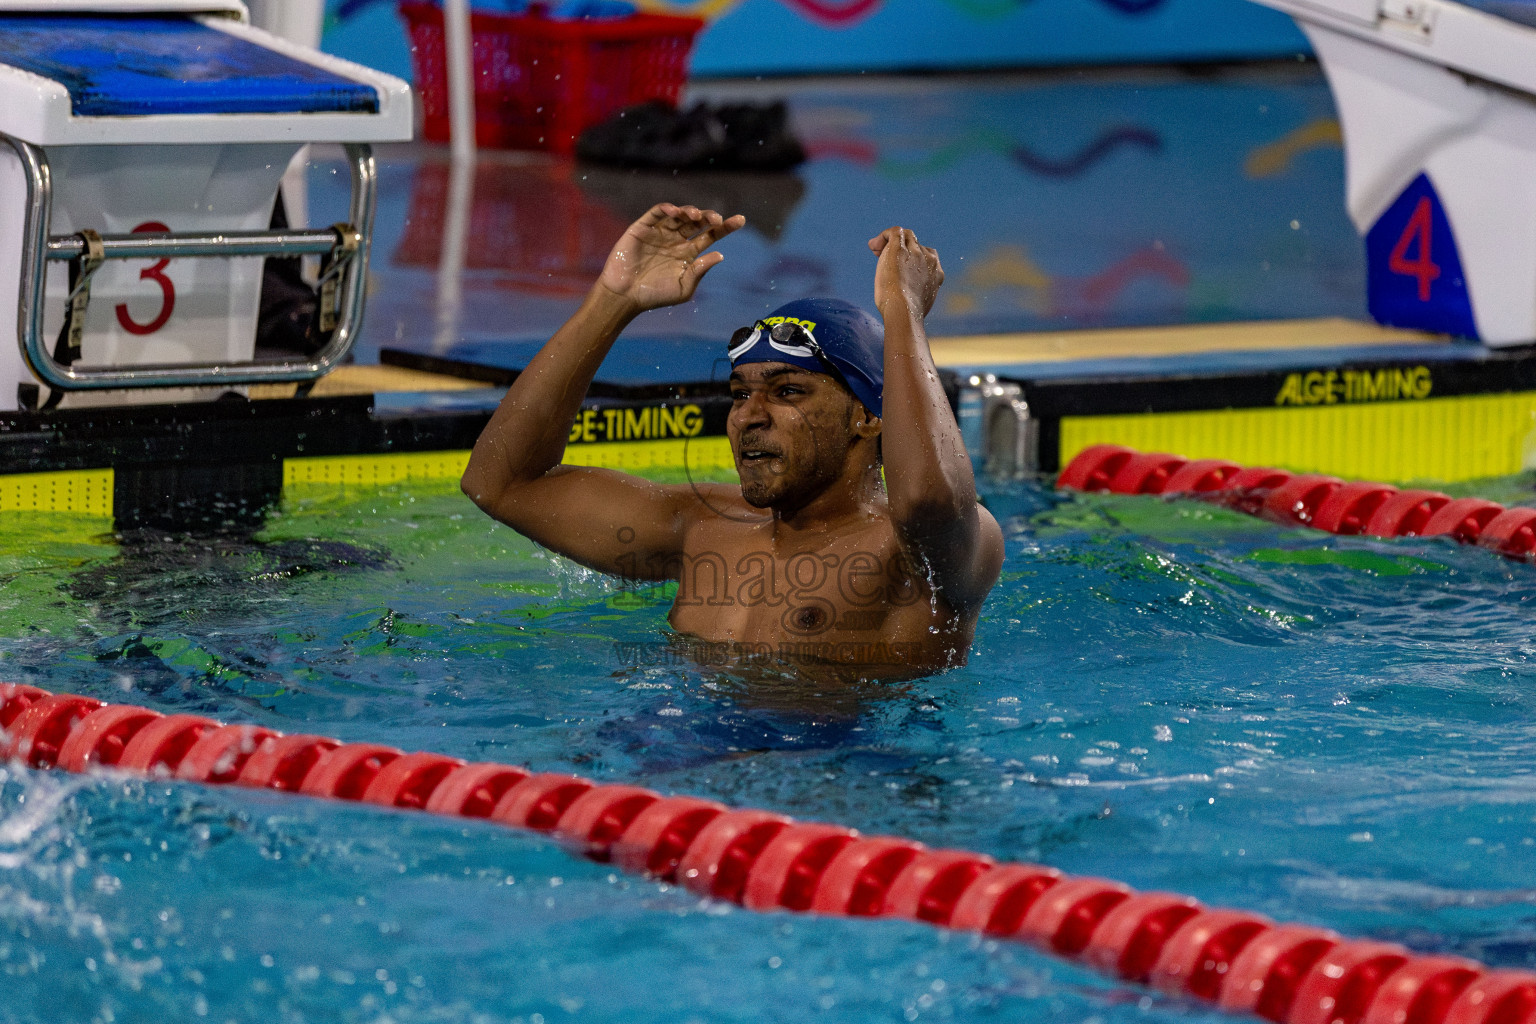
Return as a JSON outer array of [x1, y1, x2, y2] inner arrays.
[[462, 203, 1004, 676], [662, 363, 972, 672]]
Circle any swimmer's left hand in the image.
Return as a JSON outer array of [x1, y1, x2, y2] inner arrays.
[[869, 226, 943, 319]]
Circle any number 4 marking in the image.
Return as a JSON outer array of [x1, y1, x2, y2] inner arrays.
[[115, 221, 176, 336], [1389, 196, 1441, 302]]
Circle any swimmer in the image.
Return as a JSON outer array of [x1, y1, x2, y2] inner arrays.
[[462, 204, 1003, 674]]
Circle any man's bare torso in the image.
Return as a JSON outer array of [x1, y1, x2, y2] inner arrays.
[[660, 485, 976, 673], [461, 207, 1002, 679]]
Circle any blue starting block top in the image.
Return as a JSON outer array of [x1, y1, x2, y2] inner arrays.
[[0, 14, 378, 117]]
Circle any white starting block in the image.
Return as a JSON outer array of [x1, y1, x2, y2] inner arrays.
[[1252, 0, 1536, 345], [0, 0, 410, 409]]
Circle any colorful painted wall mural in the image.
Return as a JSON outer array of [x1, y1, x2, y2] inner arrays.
[[299, 65, 1356, 382], [321, 0, 1310, 81]]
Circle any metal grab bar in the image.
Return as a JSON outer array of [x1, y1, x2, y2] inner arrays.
[[46, 228, 349, 261], [7, 135, 377, 392]]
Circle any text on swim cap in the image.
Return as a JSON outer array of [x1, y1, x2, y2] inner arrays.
[[761, 316, 818, 332]]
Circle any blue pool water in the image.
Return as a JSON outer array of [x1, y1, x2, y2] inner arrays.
[[0, 471, 1533, 1022]]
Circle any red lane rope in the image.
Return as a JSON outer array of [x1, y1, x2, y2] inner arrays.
[[0, 684, 1531, 1023], [1057, 444, 1536, 559]]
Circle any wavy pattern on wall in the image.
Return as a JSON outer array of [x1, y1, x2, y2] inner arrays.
[[807, 125, 1162, 180], [1010, 125, 1162, 177], [1245, 119, 1342, 178], [944, 242, 1189, 320]]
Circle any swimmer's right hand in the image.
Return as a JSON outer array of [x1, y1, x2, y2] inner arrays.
[[597, 203, 746, 313]]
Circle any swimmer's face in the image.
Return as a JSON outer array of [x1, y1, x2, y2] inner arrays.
[[728, 362, 865, 509]]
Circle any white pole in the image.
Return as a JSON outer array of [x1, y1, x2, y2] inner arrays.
[[437, 0, 476, 353], [442, 0, 477, 164], [433, 156, 475, 354]]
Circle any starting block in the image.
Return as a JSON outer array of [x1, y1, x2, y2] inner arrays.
[[0, 1, 410, 408], [1252, 0, 1536, 345]]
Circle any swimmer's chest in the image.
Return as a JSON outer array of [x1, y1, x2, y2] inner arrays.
[[666, 524, 929, 640]]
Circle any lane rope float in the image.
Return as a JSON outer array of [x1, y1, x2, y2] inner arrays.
[[0, 684, 1532, 1024], [1057, 444, 1536, 559]]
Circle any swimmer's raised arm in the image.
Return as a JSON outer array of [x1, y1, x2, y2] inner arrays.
[[462, 203, 745, 578], [868, 226, 1004, 612]]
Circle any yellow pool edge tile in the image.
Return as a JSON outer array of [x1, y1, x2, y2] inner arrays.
[[283, 437, 738, 489], [558, 437, 736, 473], [0, 468, 114, 516], [283, 451, 473, 488], [1059, 391, 1536, 484]]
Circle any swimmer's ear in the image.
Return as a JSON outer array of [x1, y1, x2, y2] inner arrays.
[[851, 404, 882, 440]]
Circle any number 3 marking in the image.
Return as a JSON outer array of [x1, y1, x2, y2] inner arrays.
[[115, 220, 175, 335]]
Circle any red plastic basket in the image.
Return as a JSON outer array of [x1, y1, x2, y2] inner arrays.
[[400, 1, 704, 155]]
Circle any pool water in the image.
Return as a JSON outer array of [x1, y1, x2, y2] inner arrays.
[[0, 470, 1533, 1022]]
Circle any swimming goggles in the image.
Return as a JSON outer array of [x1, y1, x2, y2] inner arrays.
[[727, 320, 849, 386]]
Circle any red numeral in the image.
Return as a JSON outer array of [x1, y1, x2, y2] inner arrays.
[[1388, 196, 1441, 302], [115, 220, 175, 335]]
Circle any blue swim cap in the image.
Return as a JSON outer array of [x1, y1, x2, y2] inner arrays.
[[728, 298, 885, 417]]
